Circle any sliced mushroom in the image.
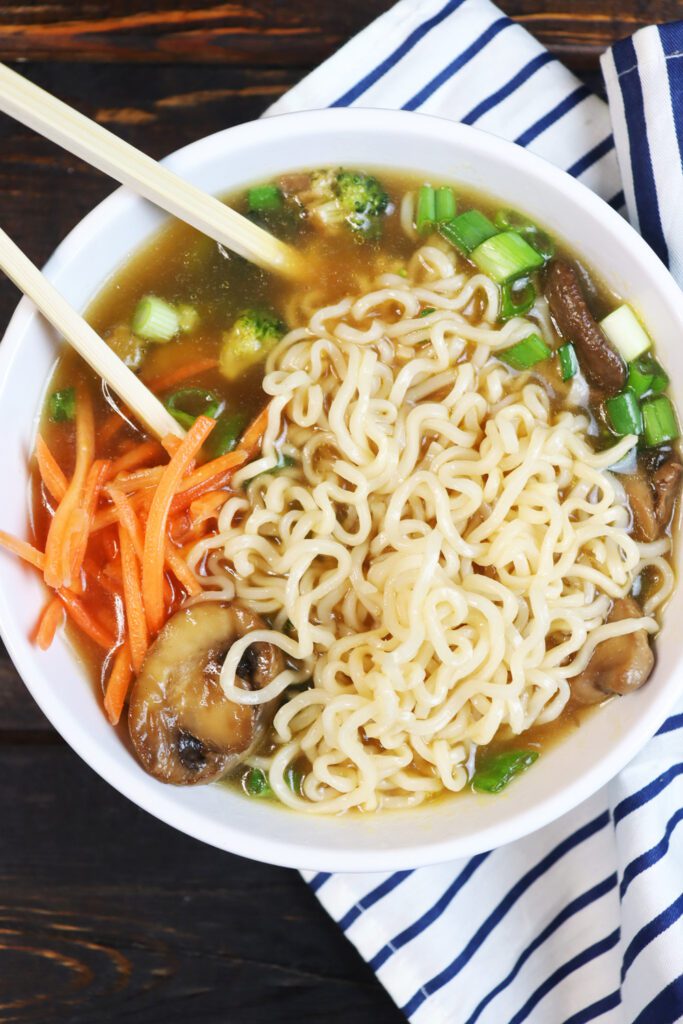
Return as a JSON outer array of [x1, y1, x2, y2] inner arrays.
[[545, 260, 626, 391], [622, 458, 682, 542], [128, 602, 284, 785], [570, 597, 654, 705], [653, 459, 683, 532]]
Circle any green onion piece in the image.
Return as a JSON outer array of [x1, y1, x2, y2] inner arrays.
[[243, 767, 272, 798], [493, 209, 555, 261], [285, 765, 305, 795], [472, 749, 539, 794], [416, 185, 436, 234], [49, 387, 76, 422], [605, 388, 643, 436], [498, 278, 536, 322], [499, 332, 551, 371], [471, 231, 545, 283], [642, 395, 680, 447], [418, 306, 436, 318], [627, 354, 669, 398], [439, 210, 497, 254], [267, 452, 296, 474], [131, 295, 180, 342], [176, 303, 199, 333], [557, 342, 579, 381], [207, 411, 248, 457], [164, 387, 222, 430], [600, 304, 651, 362], [435, 187, 456, 223], [247, 184, 283, 212]]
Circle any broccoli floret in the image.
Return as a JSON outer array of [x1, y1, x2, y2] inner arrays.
[[219, 308, 285, 381], [295, 168, 389, 238]]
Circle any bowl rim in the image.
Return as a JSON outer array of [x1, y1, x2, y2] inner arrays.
[[1, 106, 683, 872]]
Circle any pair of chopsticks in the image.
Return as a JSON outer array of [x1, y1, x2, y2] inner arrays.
[[0, 63, 303, 440]]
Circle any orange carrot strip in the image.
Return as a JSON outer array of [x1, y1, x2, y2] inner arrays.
[[118, 524, 148, 673], [57, 589, 117, 649], [44, 389, 95, 589], [103, 641, 133, 725], [35, 436, 68, 502], [0, 530, 46, 572], [67, 459, 111, 582], [112, 466, 165, 492], [169, 449, 247, 514], [107, 486, 145, 561], [190, 490, 227, 523], [98, 409, 130, 446], [162, 434, 183, 458], [142, 415, 215, 634], [108, 440, 165, 479], [240, 402, 272, 457], [34, 597, 64, 650], [145, 357, 219, 394], [164, 541, 202, 597]]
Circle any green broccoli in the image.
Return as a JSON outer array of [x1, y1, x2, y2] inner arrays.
[[219, 308, 285, 381], [300, 168, 389, 238]]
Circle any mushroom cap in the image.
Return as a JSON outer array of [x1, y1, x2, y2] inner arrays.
[[128, 601, 284, 785]]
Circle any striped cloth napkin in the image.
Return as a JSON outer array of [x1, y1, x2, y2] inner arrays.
[[266, 4, 683, 1021]]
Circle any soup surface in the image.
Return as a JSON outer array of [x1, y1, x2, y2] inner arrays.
[[18, 168, 681, 812]]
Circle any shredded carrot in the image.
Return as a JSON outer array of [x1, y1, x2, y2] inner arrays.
[[240, 402, 272, 457], [66, 459, 111, 583], [118, 524, 148, 673], [162, 434, 183, 458], [35, 436, 68, 502], [0, 530, 46, 572], [103, 641, 133, 726], [145, 357, 219, 394], [108, 440, 165, 479], [44, 388, 95, 589], [111, 466, 165, 492], [170, 449, 248, 514], [142, 415, 215, 634], [57, 589, 117, 649], [98, 409, 130, 446], [34, 597, 64, 650], [107, 486, 145, 561], [190, 490, 229, 523], [164, 540, 202, 597]]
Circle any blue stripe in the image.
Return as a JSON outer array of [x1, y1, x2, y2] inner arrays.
[[309, 872, 331, 893], [633, 972, 683, 1024], [403, 17, 512, 111], [370, 853, 489, 971], [658, 712, 683, 736], [465, 874, 618, 1024], [508, 928, 621, 1024], [331, 0, 466, 107], [611, 37, 669, 264], [461, 52, 554, 125], [608, 188, 626, 210], [659, 24, 683, 172], [566, 135, 614, 178], [338, 870, 412, 931], [562, 990, 622, 1024], [621, 891, 683, 980], [400, 811, 610, 1017], [613, 762, 683, 825], [514, 84, 591, 147], [620, 808, 683, 898]]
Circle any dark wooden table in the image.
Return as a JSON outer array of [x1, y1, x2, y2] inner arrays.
[[0, 3, 680, 1021]]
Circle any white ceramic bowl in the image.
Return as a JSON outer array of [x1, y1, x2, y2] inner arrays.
[[1, 108, 682, 872]]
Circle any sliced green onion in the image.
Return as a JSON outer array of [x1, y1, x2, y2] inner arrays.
[[642, 395, 680, 447], [557, 342, 579, 381], [626, 354, 669, 398], [439, 210, 497, 254], [416, 185, 436, 234], [285, 765, 305, 795], [164, 387, 222, 430], [49, 387, 76, 422], [605, 388, 643, 436], [243, 767, 272, 798], [252, 451, 297, 480], [176, 303, 199, 333], [494, 209, 555, 261], [600, 304, 651, 362], [498, 278, 536, 322], [418, 306, 436, 318], [247, 184, 283, 212], [471, 231, 545, 283], [207, 411, 248, 457], [472, 749, 539, 794], [499, 332, 551, 371], [435, 187, 456, 223], [131, 295, 180, 342]]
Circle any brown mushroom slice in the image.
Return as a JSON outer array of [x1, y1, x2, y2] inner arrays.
[[652, 459, 683, 532], [545, 260, 626, 391], [128, 602, 284, 786], [571, 597, 654, 706], [623, 473, 660, 542]]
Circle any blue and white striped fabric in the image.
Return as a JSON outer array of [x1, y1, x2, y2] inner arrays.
[[266, 4, 683, 1021]]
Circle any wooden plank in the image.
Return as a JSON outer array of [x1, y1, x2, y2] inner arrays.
[[0, 745, 405, 1023], [0, 0, 680, 67]]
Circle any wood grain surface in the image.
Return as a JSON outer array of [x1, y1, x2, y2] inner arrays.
[[0, 1, 680, 1021]]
